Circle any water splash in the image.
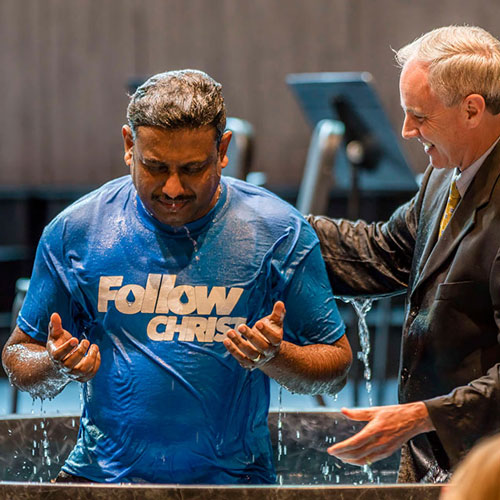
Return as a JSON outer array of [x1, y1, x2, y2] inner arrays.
[[277, 386, 283, 461], [339, 297, 377, 484], [79, 385, 84, 412], [342, 297, 374, 406], [362, 464, 374, 482], [42, 428, 51, 467], [26, 398, 54, 482], [184, 226, 200, 262], [276, 385, 284, 486]]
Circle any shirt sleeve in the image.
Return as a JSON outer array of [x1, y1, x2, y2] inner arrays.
[[17, 224, 81, 342], [280, 240, 346, 346]]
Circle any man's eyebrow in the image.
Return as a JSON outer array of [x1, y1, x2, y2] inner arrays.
[[140, 156, 211, 168], [181, 159, 211, 167], [400, 104, 422, 115], [141, 157, 167, 167]]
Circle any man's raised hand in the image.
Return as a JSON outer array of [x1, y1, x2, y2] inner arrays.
[[47, 313, 101, 382], [223, 301, 285, 369]]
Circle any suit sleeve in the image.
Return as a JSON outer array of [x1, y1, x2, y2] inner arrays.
[[424, 245, 500, 465], [306, 195, 419, 298]]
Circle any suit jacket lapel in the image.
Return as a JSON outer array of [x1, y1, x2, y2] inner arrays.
[[411, 169, 451, 291], [412, 143, 500, 295]]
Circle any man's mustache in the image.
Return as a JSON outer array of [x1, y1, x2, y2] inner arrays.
[[153, 195, 195, 202]]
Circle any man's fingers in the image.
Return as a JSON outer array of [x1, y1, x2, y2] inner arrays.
[[70, 344, 101, 380], [47, 314, 101, 382], [328, 427, 377, 455], [269, 301, 286, 325], [224, 303, 286, 369], [223, 335, 254, 368], [61, 339, 91, 370], [251, 302, 285, 340], [254, 322, 282, 347], [94, 349, 101, 372], [341, 407, 374, 421], [328, 438, 396, 465], [49, 312, 65, 340], [50, 336, 79, 361], [237, 324, 270, 353], [226, 328, 261, 361]]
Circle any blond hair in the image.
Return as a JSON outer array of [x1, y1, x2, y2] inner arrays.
[[440, 434, 500, 500], [395, 26, 500, 114]]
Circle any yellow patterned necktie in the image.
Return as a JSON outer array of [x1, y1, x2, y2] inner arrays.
[[439, 178, 461, 237]]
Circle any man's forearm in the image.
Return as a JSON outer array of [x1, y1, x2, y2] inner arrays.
[[259, 336, 352, 396], [2, 343, 70, 399]]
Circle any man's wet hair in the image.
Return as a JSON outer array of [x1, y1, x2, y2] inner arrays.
[[127, 69, 226, 144]]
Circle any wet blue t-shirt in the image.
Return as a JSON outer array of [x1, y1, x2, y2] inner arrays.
[[18, 175, 345, 484]]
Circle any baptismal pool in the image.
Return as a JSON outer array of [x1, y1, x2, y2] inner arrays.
[[0, 411, 441, 500]]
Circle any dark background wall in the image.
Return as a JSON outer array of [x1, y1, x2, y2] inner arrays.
[[1, 0, 500, 188], [1, 0, 499, 405]]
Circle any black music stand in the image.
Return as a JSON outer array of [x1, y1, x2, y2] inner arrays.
[[287, 72, 417, 204]]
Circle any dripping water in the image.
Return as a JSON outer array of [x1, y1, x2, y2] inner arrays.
[[184, 226, 200, 262], [276, 385, 284, 486], [341, 297, 376, 483], [342, 297, 374, 406]]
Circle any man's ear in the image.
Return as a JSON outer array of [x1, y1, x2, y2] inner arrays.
[[463, 94, 486, 128], [122, 125, 135, 167], [218, 130, 232, 169]]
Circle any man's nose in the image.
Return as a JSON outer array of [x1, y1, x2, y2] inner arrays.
[[161, 173, 186, 198], [401, 115, 419, 140]]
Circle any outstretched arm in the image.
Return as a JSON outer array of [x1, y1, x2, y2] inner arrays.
[[223, 301, 352, 396], [307, 194, 419, 298], [2, 312, 101, 400]]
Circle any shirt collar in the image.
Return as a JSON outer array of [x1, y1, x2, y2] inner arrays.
[[455, 136, 500, 197]]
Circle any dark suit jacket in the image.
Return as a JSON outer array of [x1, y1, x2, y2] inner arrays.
[[308, 143, 500, 482]]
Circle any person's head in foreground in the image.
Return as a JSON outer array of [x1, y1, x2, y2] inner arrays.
[[440, 433, 500, 500]]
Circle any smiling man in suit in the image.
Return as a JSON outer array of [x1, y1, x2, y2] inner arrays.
[[308, 25, 500, 482]]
